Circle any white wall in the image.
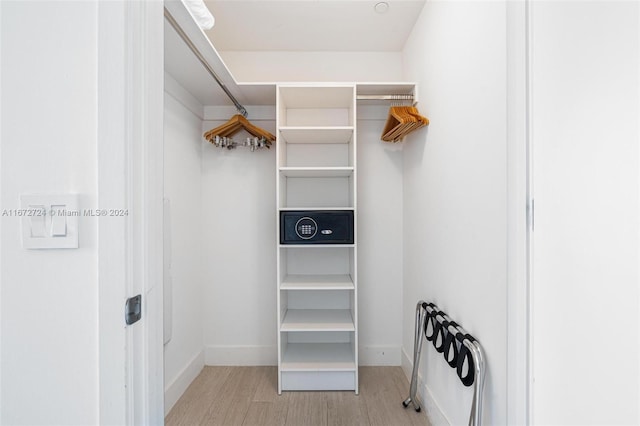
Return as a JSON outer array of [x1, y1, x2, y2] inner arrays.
[[201, 106, 278, 365], [1, 1, 99, 424], [401, 2, 508, 425], [163, 75, 206, 413], [219, 51, 403, 83], [531, 2, 640, 424], [356, 110, 404, 365]]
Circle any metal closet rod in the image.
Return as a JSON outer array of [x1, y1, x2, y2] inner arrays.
[[356, 94, 414, 101], [164, 8, 248, 117]]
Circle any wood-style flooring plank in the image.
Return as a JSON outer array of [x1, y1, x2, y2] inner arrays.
[[388, 367, 431, 426], [251, 366, 287, 403], [389, 365, 414, 400], [284, 392, 327, 426], [166, 366, 430, 426], [165, 366, 232, 426], [200, 366, 261, 425], [326, 391, 369, 426], [359, 367, 429, 426], [242, 400, 289, 426]]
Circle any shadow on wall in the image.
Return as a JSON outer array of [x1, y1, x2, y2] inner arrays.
[[398, 126, 429, 173]]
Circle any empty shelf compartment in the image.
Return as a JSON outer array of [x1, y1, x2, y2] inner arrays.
[[281, 274, 354, 290], [281, 343, 355, 371], [279, 127, 354, 144], [281, 309, 354, 331]]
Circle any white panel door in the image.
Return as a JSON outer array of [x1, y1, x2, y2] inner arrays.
[[530, 2, 640, 424]]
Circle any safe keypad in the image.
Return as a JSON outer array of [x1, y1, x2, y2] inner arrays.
[[295, 217, 317, 239]]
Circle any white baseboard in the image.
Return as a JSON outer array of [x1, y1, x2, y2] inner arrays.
[[401, 347, 450, 426], [205, 345, 277, 366], [359, 345, 402, 366], [401, 346, 413, 380], [164, 350, 205, 415]]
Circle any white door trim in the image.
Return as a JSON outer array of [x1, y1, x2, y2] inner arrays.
[[97, 2, 128, 423], [97, 0, 164, 424], [506, 0, 532, 424], [133, 0, 165, 423], [0, 1, 4, 419]]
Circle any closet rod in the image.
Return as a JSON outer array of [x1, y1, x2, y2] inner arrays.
[[356, 94, 414, 101], [164, 8, 248, 117]]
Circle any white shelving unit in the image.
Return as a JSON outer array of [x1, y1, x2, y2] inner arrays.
[[276, 84, 358, 393]]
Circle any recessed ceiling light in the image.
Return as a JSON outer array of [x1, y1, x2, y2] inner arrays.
[[374, 2, 389, 14]]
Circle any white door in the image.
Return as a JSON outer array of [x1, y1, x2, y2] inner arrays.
[[530, 1, 640, 424], [97, 1, 164, 424]]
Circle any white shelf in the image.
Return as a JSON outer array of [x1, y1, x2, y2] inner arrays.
[[281, 343, 356, 371], [356, 83, 416, 96], [281, 309, 354, 331], [280, 244, 355, 249], [279, 127, 354, 144], [279, 86, 355, 109], [164, 1, 276, 106], [281, 274, 354, 290], [279, 167, 354, 178], [279, 207, 354, 212]]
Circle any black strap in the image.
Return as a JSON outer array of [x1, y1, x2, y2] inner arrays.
[[422, 305, 478, 383], [443, 321, 459, 368], [456, 333, 476, 387], [424, 308, 437, 341], [433, 314, 446, 353]]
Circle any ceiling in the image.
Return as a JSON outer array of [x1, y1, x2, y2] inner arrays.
[[164, 0, 425, 106], [203, 0, 426, 52]]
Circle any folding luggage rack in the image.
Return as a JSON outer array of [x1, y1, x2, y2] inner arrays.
[[403, 300, 487, 426]]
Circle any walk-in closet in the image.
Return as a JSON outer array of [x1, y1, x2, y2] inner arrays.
[[1, 1, 638, 425], [163, 0, 416, 414], [160, 0, 640, 424]]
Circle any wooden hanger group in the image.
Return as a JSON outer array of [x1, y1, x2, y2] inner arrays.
[[380, 105, 429, 142], [203, 114, 276, 145]]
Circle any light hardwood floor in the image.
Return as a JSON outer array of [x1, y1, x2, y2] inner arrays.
[[166, 366, 430, 426]]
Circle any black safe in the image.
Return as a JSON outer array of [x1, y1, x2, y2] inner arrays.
[[280, 210, 354, 244]]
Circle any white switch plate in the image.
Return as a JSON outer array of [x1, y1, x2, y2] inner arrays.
[[20, 194, 79, 249]]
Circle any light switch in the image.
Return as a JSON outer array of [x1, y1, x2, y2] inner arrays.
[[20, 194, 78, 249], [29, 205, 47, 237], [50, 205, 67, 237]]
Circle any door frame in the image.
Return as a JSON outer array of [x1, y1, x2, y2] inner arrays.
[[506, 0, 533, 424], [97, 0, 164, 424], [95, 0, 534, 423]]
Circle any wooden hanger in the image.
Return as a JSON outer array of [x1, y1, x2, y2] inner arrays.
[[380, 105, 428, 142], [382, 106, 416, 142], [381, 106, 406, 142], [387, 106, 420, 141], [204, 114, 276, 143], [408, 106, 429, 127]]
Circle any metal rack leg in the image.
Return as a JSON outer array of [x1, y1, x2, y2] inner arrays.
[[468, 340, 486, 426], [403, 301, 426, 412]]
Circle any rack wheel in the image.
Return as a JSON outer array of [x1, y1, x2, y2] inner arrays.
[[415, 406, 421, 413]]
